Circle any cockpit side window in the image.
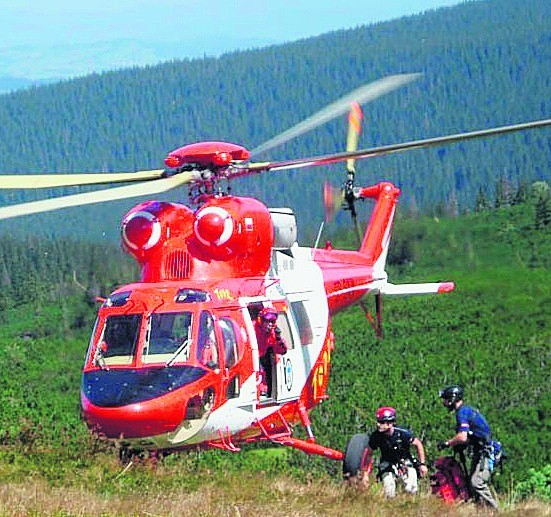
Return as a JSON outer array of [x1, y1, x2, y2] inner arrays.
[[142, 312, 192, 363], [197, 311, 219, 369], [219, 317, 239, 368], [97, 314, 142, 366]]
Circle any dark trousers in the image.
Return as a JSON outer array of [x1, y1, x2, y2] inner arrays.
[[260, 350, 273, 396]]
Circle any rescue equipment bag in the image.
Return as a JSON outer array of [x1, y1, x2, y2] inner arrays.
[[488, 440, 506, 473], [430, 456, 470, 503]]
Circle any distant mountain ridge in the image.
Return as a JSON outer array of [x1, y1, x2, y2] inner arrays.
[[0, 0, 549, 242], [0, 76, 41, 95], [0, 35, 276, 89]]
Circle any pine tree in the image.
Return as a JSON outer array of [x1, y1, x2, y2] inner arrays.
[[494, 177, 512, 209], [513, 180, 529, 205], [475, 186, 490, 212], [534, 191, 551, 230]]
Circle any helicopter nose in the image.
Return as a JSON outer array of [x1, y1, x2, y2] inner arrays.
[[81, 391, 185, 439]]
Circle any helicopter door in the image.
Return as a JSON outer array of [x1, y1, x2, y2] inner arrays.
[[217, 315, 250, 402], [196, 311, 220, 371]]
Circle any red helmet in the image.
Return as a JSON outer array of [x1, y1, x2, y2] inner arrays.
[[375, 406, 396, 422], [259, 307, 277, 322]]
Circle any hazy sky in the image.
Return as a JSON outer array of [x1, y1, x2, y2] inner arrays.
[[1, 0, 463, 51]]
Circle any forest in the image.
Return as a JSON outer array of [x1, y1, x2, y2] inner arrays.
[[0, 0, 549, 242]]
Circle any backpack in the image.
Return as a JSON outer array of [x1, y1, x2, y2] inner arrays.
[[488, 440, 506, 473], [430, 456, 470, 503]]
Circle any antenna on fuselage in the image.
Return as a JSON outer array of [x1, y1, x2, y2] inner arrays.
[[313, 220, 325, 249]]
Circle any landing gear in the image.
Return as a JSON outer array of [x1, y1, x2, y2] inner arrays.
[[118, 446, 159, 467], [118, 446, 140, 465], [343, 433, 372, 483]]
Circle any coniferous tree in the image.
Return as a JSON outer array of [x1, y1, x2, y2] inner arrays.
[[534, 191, 551, 229], [513, 180, 529, 205], [447, 189, 459, 218], [475, 186, 491, 212], [494, 176, 513, 209]]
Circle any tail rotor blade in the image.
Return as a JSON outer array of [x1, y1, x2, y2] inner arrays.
[[346, 101, 363, 173], [323, 182, 344, 222]]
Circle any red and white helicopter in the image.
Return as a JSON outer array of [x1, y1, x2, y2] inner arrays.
[[0, 74, 549, 465]]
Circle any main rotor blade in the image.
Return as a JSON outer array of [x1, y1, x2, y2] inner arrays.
[[247, 118, 551, 173], [0, 169, 165, 189], [0, 172, 195, 220], [249, 73, 420, 157]]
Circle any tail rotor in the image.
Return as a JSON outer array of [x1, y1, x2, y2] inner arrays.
[[323, 101, 364, 244]]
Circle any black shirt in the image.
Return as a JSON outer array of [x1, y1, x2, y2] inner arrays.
[[368, 427, 415, 465]]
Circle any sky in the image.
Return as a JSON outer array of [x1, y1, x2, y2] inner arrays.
[[1, 1, 463, 46], [0, 0, 464, 79]]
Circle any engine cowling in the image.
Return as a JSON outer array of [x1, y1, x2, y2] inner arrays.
[[189, 196, 274, 275], [120, 196, 274, 282]]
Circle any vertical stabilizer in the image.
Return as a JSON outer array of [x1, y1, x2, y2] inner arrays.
[[357, 182, 401, 273]]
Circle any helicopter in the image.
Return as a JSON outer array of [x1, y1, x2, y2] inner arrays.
[[0, 74, 549, 465]]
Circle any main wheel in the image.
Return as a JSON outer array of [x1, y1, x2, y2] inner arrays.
[[343, 433, 371, 479]]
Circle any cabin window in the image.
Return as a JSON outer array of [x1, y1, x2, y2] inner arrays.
[[276, 313, 294, 351], [196, 311, 219, 369], [290, 301, 313, 345], [142, 311, 192, 364], [226, 375, 240, 399], [99, 314, 142, 366]]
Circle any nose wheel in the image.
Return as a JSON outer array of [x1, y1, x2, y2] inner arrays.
[[118, 446, 159, 467]]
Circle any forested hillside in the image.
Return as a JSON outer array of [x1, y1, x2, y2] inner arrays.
[[0, 0, 549, 242]]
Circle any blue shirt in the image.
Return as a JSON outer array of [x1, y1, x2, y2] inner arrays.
[[455, 404, 491, 443]]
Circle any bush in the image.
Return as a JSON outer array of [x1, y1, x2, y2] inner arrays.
[[514, 465, 551, 501]]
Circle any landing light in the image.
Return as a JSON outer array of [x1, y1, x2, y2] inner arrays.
[[211, 152, 232, 166], [164, 155, 184, 168]]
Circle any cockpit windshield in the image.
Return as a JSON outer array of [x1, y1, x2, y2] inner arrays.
[[99, 314, 142, 366], [143, 312, 192, 364]]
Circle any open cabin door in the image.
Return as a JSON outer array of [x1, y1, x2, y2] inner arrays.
[[274, 310, 304, 402]]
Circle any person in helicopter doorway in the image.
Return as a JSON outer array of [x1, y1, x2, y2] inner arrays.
[[365, 407, 428, 498], [254, 307, 288, 397], [437, 384, 499, 510]]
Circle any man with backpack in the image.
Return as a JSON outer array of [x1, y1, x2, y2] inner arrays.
[[438, 385, 499, 509], [364, 406, 428, 498]]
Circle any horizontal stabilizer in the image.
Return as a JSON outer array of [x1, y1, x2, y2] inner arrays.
[[379, 282, 455, 296]]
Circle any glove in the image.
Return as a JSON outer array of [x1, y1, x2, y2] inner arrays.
[[274, 327, 282, 336], [437, 440, 448, 451]]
